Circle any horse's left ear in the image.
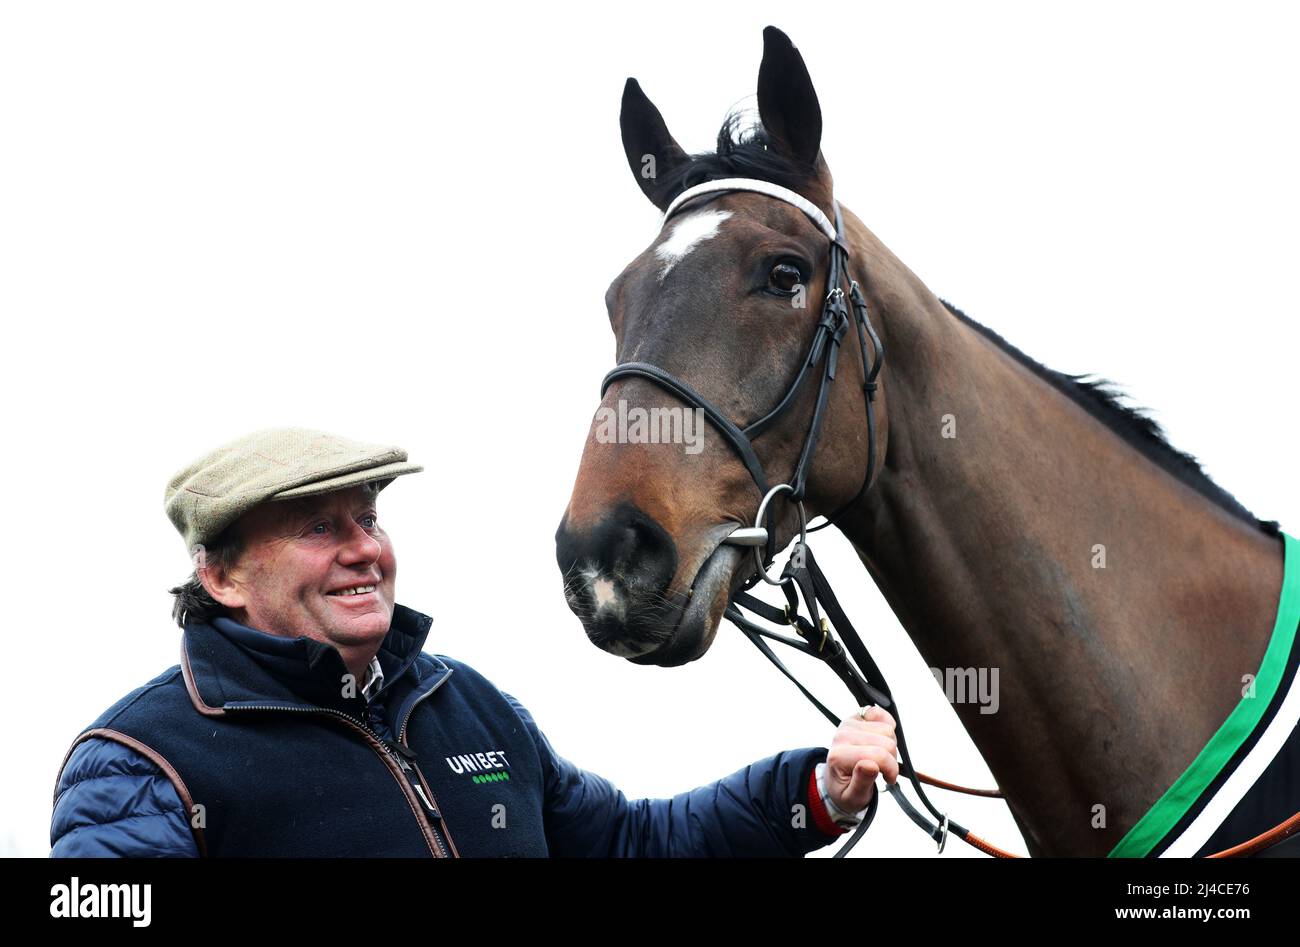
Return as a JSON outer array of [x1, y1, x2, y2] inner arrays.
[[620, 78, 690, 211], [756, 26, 823, 168]]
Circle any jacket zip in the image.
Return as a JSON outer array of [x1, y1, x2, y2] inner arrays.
[[385, 738, 457, 858], [364, 703, 457, 859], [397, 666, 453, 743], [229, 703, 450, 858], [395, 667, 459, 856]]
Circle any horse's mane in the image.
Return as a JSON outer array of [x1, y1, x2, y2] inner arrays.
[[665, 111, 1280, 539], [657, 111, 815, 198], [942, 302, 1278, 537]]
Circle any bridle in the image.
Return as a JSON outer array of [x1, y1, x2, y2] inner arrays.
[[596, 177, 1299, 859], [602, 177, 883, 577], [601, 177, 1012, 857]]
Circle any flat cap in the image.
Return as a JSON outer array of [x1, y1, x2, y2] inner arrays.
[[164, 427, 423, 554]]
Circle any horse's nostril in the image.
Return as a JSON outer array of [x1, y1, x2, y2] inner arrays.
[[554, 502, 679, 634]]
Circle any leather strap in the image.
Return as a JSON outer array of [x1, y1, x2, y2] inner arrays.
[[601, 192, 882, 569], [600, 362, 771, 497]]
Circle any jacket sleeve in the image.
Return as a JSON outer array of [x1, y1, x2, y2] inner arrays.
[[50, 736, 199, 858], [502, 692, 844, 857]]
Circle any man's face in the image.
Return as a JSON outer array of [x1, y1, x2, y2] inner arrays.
[[206, 484, 396, 655]]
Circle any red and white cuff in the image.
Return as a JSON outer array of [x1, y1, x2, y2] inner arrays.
[[808, 761, 868, 835]]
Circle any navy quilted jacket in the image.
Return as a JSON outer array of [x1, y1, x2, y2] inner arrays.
[[50, 604, 841, 857]]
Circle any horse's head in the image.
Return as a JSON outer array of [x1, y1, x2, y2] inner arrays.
[[556, 27, 885, 666]]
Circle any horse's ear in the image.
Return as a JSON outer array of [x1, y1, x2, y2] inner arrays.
[[756, 26, 823, 168], [620, 78, 689, 211]]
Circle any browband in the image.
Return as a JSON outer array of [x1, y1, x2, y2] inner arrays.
[[661, 177, 838, 243]]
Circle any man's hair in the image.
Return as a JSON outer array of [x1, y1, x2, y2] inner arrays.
[[166, 480, 385, 629], [167, 524, 245, 629]]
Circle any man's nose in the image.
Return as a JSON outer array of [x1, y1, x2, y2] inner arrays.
[[337, 522, 383, 564]]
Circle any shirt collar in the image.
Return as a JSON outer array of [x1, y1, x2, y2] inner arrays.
[[361, 653, 385, 703]]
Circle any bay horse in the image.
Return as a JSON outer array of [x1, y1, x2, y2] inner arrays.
[[554, 26, 1294, 857]]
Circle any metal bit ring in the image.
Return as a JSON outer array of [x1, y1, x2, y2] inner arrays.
[[751, 483, 808, 586]]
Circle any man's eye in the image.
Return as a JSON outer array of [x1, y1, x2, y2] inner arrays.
[[768, 262, 804, 294], [361, 515, 378, 529], [312, 522, 329, 535]]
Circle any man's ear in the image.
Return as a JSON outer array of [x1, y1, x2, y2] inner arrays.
[[199, 562, 245, 610], [620, 77, 690, 211]]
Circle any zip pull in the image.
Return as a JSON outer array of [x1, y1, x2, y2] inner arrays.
[[412, 782, 441, 819], [387, 739, 418, 768]]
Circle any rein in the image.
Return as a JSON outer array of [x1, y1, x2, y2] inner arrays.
[[599, 177, 1297, 859]]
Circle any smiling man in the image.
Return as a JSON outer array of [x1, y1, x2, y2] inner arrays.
[[50, 428, 897, 857]]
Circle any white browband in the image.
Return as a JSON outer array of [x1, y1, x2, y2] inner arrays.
[[661, 177, 838, 243]]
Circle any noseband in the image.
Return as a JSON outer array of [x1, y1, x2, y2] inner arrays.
[[600, 177, 884, 581]]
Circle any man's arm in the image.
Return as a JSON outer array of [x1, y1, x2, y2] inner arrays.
[[502, 693, 848, 857], [50, 736, 199, 858]]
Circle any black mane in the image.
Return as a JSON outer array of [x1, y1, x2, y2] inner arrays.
[[941, 300, 1278, 537], [657, 111, 816, 204], [669, 111, 1278, 538]]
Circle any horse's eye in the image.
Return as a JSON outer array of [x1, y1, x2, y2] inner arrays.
[[768, 263, 803, 294]]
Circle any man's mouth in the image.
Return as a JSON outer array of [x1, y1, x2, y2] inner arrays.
[[327, 584, 377, 598]]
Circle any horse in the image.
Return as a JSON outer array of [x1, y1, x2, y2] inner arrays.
[[554, 26, 1294, 857]]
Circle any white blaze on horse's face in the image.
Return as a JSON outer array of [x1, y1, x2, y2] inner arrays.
[[591, 575, 618, 610], [574, 565, 628, 620], [569, 565, 651, 658], [654, 209, 732, 281]]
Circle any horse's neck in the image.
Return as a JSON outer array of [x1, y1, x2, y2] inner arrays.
[[838, 232, 1283, 855]]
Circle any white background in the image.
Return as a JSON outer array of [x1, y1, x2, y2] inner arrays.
[[3, 1, 1297, 858]]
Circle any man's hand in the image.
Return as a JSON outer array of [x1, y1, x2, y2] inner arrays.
[[825, 706, 899, 814]]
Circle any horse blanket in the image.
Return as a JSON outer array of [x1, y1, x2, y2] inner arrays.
[[1110, 532, 1300, 857]]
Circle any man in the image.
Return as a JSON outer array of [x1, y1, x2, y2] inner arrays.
[[50, 428, 898, 857]]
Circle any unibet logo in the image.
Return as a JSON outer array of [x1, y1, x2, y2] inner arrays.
[[446, 749, 510, 786]]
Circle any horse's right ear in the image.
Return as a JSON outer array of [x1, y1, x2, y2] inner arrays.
[[620, 78, 689, 212]]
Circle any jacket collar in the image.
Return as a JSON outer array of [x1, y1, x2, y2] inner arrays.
[[180, 603, 448, 716]]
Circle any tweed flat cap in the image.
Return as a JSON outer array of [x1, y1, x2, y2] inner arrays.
[[164, 427, 423, 553]]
